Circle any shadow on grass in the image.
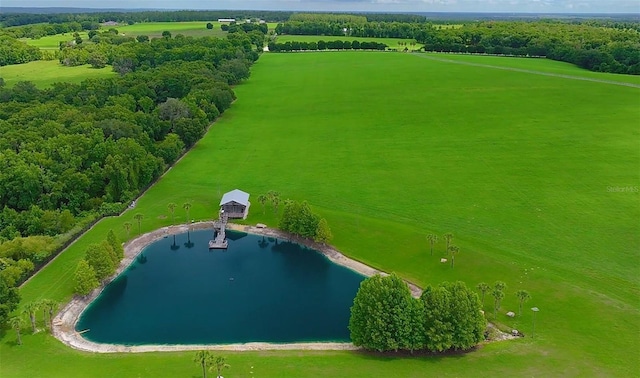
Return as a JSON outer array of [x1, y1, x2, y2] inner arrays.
[[353, 345, 481, 362], [3, 338, 20, 347]]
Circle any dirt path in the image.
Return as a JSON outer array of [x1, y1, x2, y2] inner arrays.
[[413, 53, 640, 89], [51, 222, 420, 353]]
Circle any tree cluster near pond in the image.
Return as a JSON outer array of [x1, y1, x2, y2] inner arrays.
[[279, 200, 333, 244], [74, 230, 123, 295], [349, 274, 486, 353]]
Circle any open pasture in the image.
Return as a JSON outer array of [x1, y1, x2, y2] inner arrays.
[[422, 52, 640, 85], [275, 34, 418, 49], [116, 21, 227, 38], [0, 60, 115, 88], [20, 32, 89, 50], [2, 52, 638, 377]]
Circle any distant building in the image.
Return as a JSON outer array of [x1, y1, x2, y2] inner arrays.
[[219, 189, 250, 219], [218, 18, 236, 23], [101, 21, 119, 26]]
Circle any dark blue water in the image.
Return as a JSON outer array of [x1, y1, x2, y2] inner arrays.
[[76, 230, 365, 345]]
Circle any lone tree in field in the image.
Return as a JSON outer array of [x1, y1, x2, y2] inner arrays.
[[74, 260, 99, 296], [448, 245, 459, 268], [123, 222, 132, 238], [516, 290, 531, 316], [212, 355, 230, 378], [9, 316, 23, 345], [134, 213, 144, 234], [491, 288, 505, 319], [257, 194, 267, 214], [476, 282, 490, 306], [167, 203, 177, 224], [443, 233, 454, 255], [193, 350, 213, 378], [183, 202, 192, 224], [206, 22, 214, 29], [23, 302, 39, 333], [427, 234, 437, 256]]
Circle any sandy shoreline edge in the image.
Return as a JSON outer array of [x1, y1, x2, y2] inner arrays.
[[52, 222, 421, 353]]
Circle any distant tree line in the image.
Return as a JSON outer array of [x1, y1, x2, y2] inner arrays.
[[269, 40, 388, 52], [0, 10, 294, 28], [275, 20, 640, 74], [350, 274, 486, 353], [0, 10, 431, 28]]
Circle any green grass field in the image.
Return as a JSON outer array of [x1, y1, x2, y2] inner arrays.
[[116, 21, 227, 39], [2, 52, 638, 377], [20, 32, 89, 50], [422, 52, 640, 85], [0, 60, 116, 88], [276, 34, 418, 49]]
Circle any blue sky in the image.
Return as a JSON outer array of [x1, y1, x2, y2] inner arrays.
[[2, 0, 639, 13]]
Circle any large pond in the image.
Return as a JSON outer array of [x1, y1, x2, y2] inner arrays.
[[76, 229, 365, 345]]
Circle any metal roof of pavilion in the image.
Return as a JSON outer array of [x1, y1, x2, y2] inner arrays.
[[219, 189, 250, 206]]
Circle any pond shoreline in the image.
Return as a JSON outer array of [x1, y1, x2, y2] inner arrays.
[[52, 222, 419, 353]]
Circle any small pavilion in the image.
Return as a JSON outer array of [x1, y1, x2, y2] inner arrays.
[[219, 189, 250, 219]]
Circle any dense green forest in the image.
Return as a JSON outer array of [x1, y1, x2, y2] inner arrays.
[[275, 19, 640, 74], [0, 29, 261, 320]]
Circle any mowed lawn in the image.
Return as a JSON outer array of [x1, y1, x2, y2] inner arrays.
[[3, 52, 639, 377], [276, 34, 418, 49], [0, 60, 116, 88]]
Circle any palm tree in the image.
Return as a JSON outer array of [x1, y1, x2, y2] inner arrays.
[[194, 350, 212, 378], [494, 281, 507, 292], [123, 222, 132, 238], [133, 213, 144, 235], [516, 290, 531, 316], [426, 234, 437, 256], [443, 232, 453, 255], [167, 203, 177, 225], [23, 301, 40, 333], [44, 299, 59, 330], [448, 245, 459, 268], [267, 190, 280, 213], [9, 316, 23, 345], [37, 299, 49, 329], [476, 282, 490, 307], [212, 355, 230, 378], [491, 288, 505, 319], [183, 202, 192, 224], [257, 194, 267, 214]]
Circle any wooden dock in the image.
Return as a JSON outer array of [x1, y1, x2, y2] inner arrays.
[[209, 212, 229, 249]]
